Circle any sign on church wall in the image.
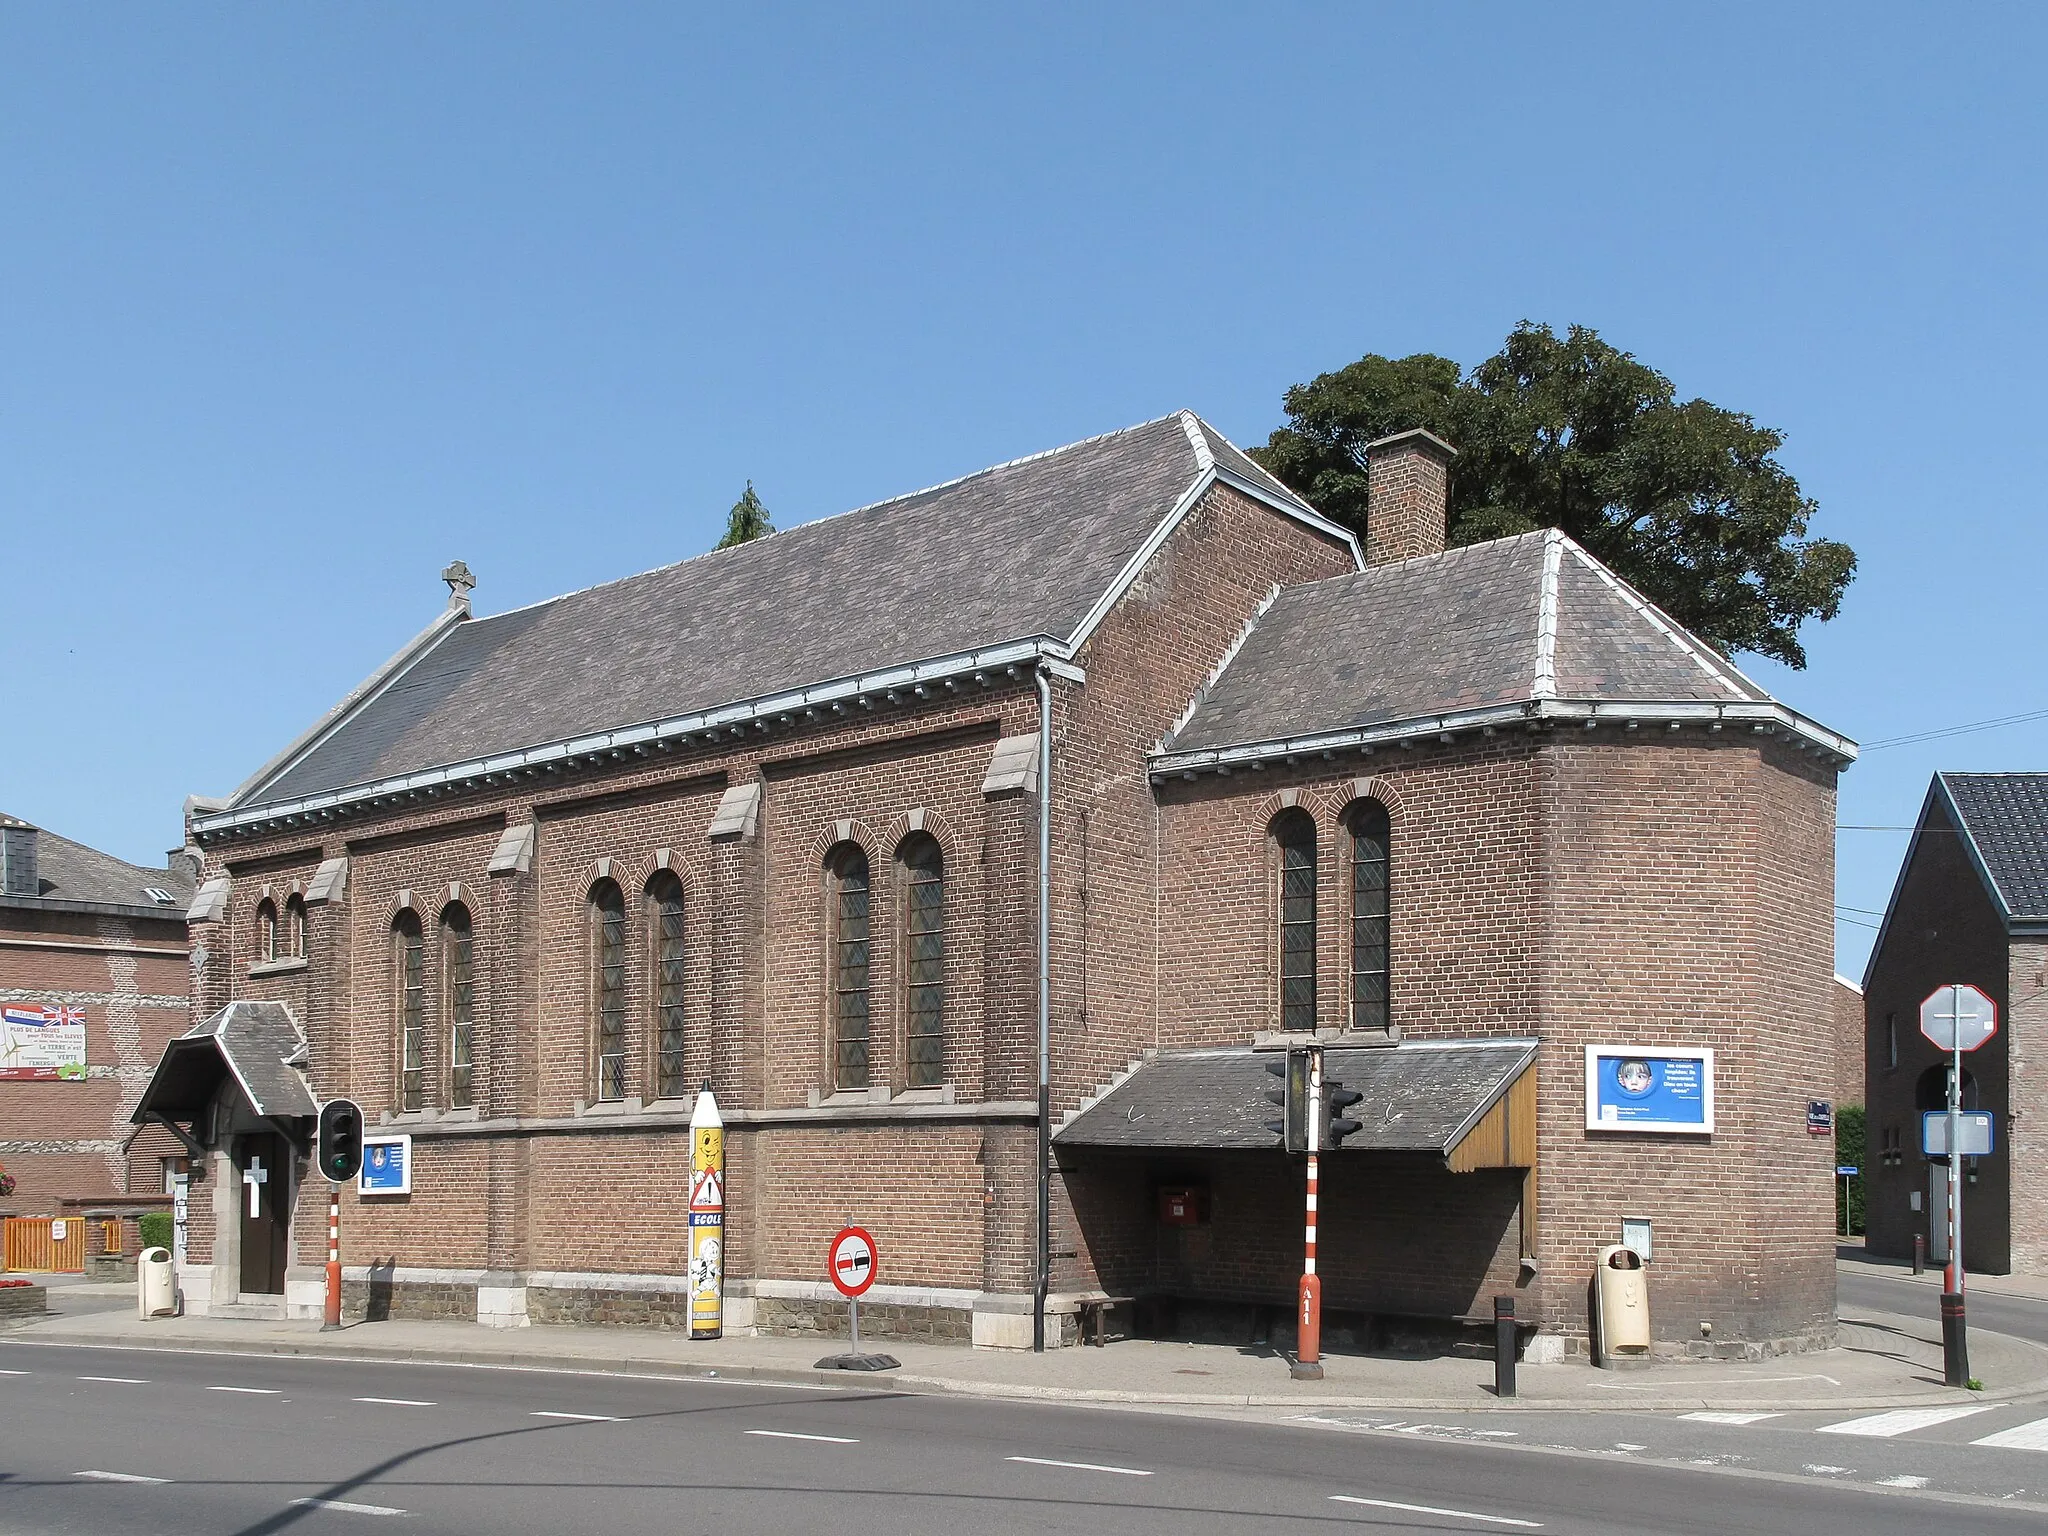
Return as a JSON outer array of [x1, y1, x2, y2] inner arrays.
[[359, 1135, 412, 1196], [1583, 1045, 1715, 1134], [0, 1003, 87, 1080]]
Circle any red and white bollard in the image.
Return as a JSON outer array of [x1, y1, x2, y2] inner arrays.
[[1292, 1045, 1324, 1381], [323, 1188, 342, 1330]]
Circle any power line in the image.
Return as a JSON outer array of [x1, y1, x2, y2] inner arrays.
[[1837, 824, 1914, 830], [1861, 705, 2048, 751], [1835, 902, 1887, 917], [1835, 914, 1881, 930]]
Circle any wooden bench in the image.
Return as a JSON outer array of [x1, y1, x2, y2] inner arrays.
[[1069, 1291, 1137, 1347]]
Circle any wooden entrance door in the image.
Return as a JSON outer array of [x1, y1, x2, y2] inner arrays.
[[237, 1133, 288, 1295]]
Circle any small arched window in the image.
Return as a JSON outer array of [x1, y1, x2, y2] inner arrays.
[[827, 844, 872, 1091], [393, 908, 426, 1111], [1274, 810, 1317, 1031], [591, 880, 628, 1102], [648, 873, 686, 1100], [900, 835, 945, 1088], [256, 899, 278, 964], [1349, 801, 1391, 1032], [285, 895, 307, 960], [442, 903, 475, 1110]]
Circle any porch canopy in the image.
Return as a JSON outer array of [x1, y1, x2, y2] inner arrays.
[[1054, 1038, 1537, 1167], [132, 1000, 318, 1128]]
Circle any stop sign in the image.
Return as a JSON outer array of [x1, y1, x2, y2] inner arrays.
[[1920, 983, 1998, 1053]]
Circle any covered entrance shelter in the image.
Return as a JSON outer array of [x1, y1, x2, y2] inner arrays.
[[132, 1001, 317, 1312], [1055, 1039, 1537, 1344]]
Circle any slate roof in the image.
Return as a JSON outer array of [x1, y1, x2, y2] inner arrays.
[[1939, 773, 2048, 920], [238, 414, 1328, 812], [1163, 530, 1773, 756], [0, 812, 193, 918], [134, 1001, 317, 1122], [1054, 1039, 1537, 1154]]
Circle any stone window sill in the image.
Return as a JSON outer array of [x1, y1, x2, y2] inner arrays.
[[891, 1084, 956, 1105], [248, 957, 309, 978], [575, 1096, 643, 1117], [808, 1086, 892, 1108]]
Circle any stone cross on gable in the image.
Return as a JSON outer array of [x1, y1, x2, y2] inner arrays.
[[243, 1156, 267, 1219]]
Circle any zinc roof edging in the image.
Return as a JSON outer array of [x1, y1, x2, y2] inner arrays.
[[1532, 529, 1564, 700]]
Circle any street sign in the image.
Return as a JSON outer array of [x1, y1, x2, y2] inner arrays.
[[828, 1226, 878, 1299], [1836, 1165, 1859, 1177], [1807, 1100, 1833, 1136], [1923, 1110, 1996, 1158], [1920, 984, 1997, 1053]]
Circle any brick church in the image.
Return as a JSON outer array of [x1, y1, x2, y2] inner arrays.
[[138, 412, 1854, 1353]]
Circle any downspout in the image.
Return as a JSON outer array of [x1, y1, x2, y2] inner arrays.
[[1033, 663, 1053, 1352]]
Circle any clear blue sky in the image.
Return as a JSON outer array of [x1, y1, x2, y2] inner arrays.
[[5, 4, 2044, 976]]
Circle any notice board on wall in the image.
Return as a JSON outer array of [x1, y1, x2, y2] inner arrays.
[[1583, 1046, 1714, 1134]]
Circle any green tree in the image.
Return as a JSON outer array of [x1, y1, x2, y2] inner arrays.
[[715, 482, 774, 550], [1253, 322, 1856, 668], [1835, 1104, 1867, 1237]]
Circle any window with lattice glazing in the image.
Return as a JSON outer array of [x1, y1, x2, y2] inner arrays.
[[257, 899, 277, 964], [444, 904, 475, 1109], [650, 874, 686, 1099], [901, 835, 944, 1088], [592, 881, 627, 1101], [1275, 811, 1317, 1031], [829, 845, 871, 1091], [395, 910, 425, 1110], [1350, 802, 1390, 1031], [286, 895, 307, 959]]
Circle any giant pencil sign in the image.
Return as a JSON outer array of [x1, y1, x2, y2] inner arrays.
[[0, 1003, 87, 1080], [688, 1087, 725, 1339]]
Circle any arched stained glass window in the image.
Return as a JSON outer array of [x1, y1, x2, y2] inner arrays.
[[592, 880, 627, 1102], [394, 908, 426, 1111], [443, 903, 475, 1110], [1350, 802, 1391, 1032], [649, 873, 686, 1100], [829, 845, 871, 1091], [1275, 811, 1317, 1032], [901, 835, 944, 1088]]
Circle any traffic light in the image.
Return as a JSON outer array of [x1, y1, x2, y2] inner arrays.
[[317, 1098, 363, 1183], [1324, 1079, 1364, 1148], [1265, 1050, 1309, 1153]]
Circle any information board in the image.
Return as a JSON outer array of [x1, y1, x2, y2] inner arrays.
[[358, 1135, 412, 1197], [1584, 1046, 1715, 1134]]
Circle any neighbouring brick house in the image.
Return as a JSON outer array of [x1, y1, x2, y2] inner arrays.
[[1, 813, 193, 1267], [1863, 773, 2048, 1275], [136, 413, 1854, 1353]]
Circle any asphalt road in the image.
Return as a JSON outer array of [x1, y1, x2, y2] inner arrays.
[[2, 1340, 2044, 1536], [1838, 1262, 2048, 1347]]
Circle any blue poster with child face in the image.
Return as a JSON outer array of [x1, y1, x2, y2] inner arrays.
[[1585, 1047, 1714, 1133]]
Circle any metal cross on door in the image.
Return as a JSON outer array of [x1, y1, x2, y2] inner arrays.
[[238, 1134, 289, 1296], [244, 1156, 267, 1218]]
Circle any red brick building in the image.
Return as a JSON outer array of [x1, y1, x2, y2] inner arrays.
[[1, 813, 193, 1261], [137, 413, 1853, 1353]]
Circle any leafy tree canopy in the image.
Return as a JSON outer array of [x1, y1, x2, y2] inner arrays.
[[715, 481, 775, 550], [1252, 322, 1855, 668]]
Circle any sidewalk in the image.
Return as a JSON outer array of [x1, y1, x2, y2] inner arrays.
[[1838, 1240, 2048, 1300], [9, 1287, 2047, 1414]]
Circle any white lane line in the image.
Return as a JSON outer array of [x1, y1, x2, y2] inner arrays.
[[1816, 1405, 1991, 1438], [532, 1410, 624, 1422], [1973, 1415, 2048, 1451], [1331, 1494, 1541, 1527], [75, 1469, 171, 1484], [1878, 1475, 1931, 1488], [207, 1385, 281, 1395], [354, 1397, 437, 1407], [290, 1496, 408, 1516], [746, 1429, 859, 1444], [1008, 1455, 1152, 1477], [1678, 1411, 1782, 1425], [77, 1375, 148, 1384], [0, 1368, 30, 1375]]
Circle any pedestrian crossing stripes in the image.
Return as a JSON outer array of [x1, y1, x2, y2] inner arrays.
[[1814, 1406, 1991, 1438], [1678, 1412, 1781, 1426], [1972, 1417, 2048, 1451]]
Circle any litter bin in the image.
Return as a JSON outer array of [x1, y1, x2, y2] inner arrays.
[[138, 1246, 177, 1319], [1595, 1244, 1650, 1360]]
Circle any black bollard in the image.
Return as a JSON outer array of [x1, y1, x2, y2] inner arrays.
[[1941, 1292, 1969, 1387], [1912, 1233, 1925, 1276], [1494, 1295, 1517, 1399]]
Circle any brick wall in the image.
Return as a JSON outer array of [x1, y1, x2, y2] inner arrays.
[[2010, 937, 2047, 1273]]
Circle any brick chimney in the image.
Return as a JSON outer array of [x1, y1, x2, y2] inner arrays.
[[1364, 428, 1458, 565], [0, 815, 38, 898]]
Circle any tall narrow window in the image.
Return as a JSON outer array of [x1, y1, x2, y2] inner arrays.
[[443, 904, 475, 1110], [394, 909, 426, 1111], [1350, 801, 1391, 1032], [902, 835, 945, 1088], [286, 895, 307, 960], [649, 873, 686, 1100], [1886, 1011, 1898, 1072], [1275, 811, 1317, 1031], [829, 845, 872, 1091], [257, 899, 278, 964], [592, 880, 627, 1102]]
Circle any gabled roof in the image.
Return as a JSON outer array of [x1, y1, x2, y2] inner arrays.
[[0, 812, 193, 919], [1937, 773, 2048, 922], [1154, 529, 1853, 770], [133, 1000, 316, 1122], [216, 413, 1352, 823]]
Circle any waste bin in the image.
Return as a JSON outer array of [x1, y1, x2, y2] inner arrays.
[[138, 1246, 177, 1319], [1595, 1244, 1650, 1360]]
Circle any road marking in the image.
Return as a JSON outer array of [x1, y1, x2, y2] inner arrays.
[[1803, 1464, 1851, 1475], [75, 1469, 170, 1484], [0, 1368, 28, 1374], [354, 1397, 437, 1407], [290, 1496, 408, 1516], [1331, 1494, 1541, 1528], [1008, 1455, 1153, 1477], [746, 1429, 859, 1444], [1613, 1442, 1647, 1451], [1817, 1405, 1991, 1438], [77, 1375, 148, 1384], [1878, 1474, 1931, 1488], [1678, 1411, 1782, 1425], [207, 1385, 281, 1394], [1973, 1415, 2048, 1451], [532, 1410, 624, 1422]]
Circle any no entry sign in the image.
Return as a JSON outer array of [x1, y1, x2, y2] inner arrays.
[[828, 1226, 878, 1299]]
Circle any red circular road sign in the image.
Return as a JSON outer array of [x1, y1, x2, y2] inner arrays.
[[827, 1225, 878, 1299], [1920, 983, 1998, 1053]]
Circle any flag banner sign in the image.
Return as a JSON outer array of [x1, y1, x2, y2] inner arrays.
[[688, 1088, 725, 1339], [0, 1003, 88, 1080], [1584, 1046, 1715, 1134], [358, 1136, 412, 1197]]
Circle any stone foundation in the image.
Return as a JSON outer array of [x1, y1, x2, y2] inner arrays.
[[528, 1286, 693, 1329], [344, 1269, 478, 1323], [0, 1283, 48, 1323]]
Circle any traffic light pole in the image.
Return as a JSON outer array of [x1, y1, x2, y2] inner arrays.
[[1292, 1042, 1324, 1382], [323, 1188, 342, 1330]]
